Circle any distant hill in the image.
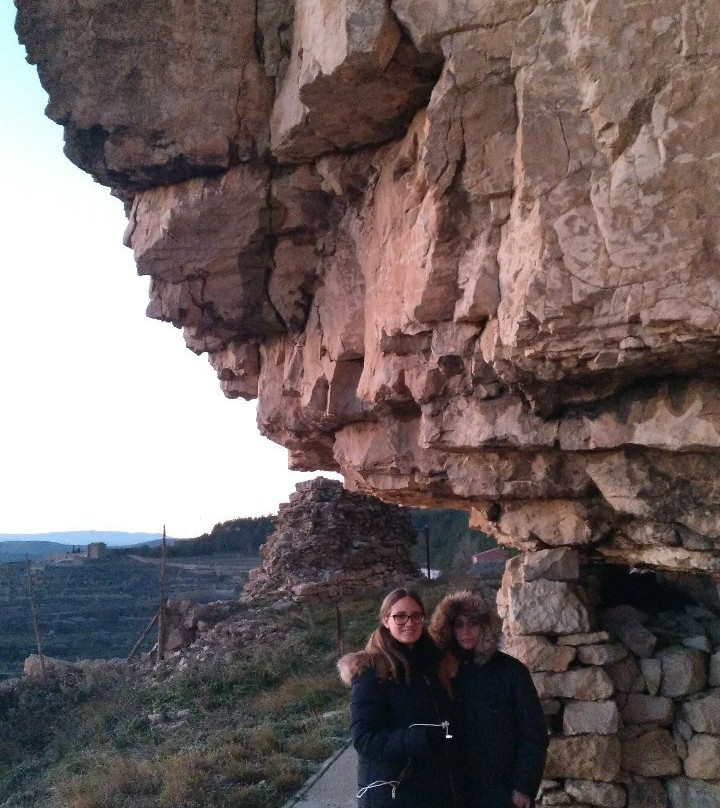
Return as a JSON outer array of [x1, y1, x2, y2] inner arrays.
[[0, 541, 76, 563], [0, 532, 167, 563], [128, 517, 273, 559]]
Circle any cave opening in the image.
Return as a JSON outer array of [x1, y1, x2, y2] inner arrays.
[[594, 564, 697, 615]]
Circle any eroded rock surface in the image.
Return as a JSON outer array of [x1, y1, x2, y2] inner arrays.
[[13, 0, 720, 571]]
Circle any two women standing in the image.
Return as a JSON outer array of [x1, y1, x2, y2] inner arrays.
[[339, 587, 547, 808]]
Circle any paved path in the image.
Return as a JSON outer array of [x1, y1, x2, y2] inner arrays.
[[284, 743, 357, 808]]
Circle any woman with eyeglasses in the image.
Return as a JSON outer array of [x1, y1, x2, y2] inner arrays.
[[429, 591, 547, 808], [338, 587, 462, 808]]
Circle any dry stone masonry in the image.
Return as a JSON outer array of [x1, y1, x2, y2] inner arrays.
[[245, 477, 419, 601], [11, 0, 720, 796], [500, 548, 720, 807]]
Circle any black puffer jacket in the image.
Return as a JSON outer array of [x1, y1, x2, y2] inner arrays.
[[454, 651, 548, 808], [338, 635, 462, 808], [430, 591, 548, 808]]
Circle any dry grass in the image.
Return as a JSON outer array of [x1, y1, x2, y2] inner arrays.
[[0, 581, 452, 808]]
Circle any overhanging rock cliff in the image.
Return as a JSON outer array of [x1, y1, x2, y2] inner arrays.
[[14, 0, 720, 575]]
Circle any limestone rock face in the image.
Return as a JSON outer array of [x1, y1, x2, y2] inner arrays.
[[13, 0, 720, 570]]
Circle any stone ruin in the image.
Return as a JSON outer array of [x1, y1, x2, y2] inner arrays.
[[157, 600, 240, 655], [11, 0, 720, 801], [245, 477, 419, 602]]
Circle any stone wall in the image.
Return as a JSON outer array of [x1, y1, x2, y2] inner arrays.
[[245, 477, 420, 601], [500, 549, 720, 807]]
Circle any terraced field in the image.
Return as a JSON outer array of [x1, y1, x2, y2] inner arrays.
[[0, 553, 258, 678]]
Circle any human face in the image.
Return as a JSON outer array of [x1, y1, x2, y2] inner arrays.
[[454, 614, 481, 651], [383, 596, 424, 646]]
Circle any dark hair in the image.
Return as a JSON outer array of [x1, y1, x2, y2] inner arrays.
[[365, 587, 429, 683]]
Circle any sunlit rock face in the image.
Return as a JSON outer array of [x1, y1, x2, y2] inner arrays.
[[15, 0, 720, 573]]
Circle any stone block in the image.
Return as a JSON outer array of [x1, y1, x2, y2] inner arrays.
[[606, 655, 645, 693], [622, 693, 674, 725], [600, 606, 656, 657], [674, 717, 693, 744], [656, 646, 707, 698], [565, 779, 626, 808], [578, 643, 628, 666], [497, 500, 598, 548], [673, 729, 688, 760], [559, 631, 611, 646], [666, 777, 720, 808], [507, 580, 591, 636], [621, 727, 682, 777], [680, 690, 720, 734], [563, 699, 619, 735], [545, 735, 621, 781], [622, 775, 669, 808], [709, 652, 720, 687], [682, 635, 713, 654], [522, 547, 580, 582], [503, 635, 576, 672], [684, 734, 720, 779], [533, 668, 615, 701], [640, 658, 662, 696], [539, 790, 572, 805], [616, 624, 658, 659]]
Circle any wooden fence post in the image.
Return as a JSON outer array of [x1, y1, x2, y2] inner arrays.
[[26, 560, 47, 683], [156, 526, 167, 663], [336, 603, 345, 658]]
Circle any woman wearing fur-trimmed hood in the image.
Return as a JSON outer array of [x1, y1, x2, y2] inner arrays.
[[430, 591, 548, 808], [337, 587, 462, 808]]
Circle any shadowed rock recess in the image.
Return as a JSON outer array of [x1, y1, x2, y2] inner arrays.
[[14, 0, 720, 801]]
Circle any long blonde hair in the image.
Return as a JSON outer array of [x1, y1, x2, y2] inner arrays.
[[365, 587, 432, 683]]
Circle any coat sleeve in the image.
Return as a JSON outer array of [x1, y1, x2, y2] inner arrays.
[[510, 662, 549, 799], [350, 668, 432, 763]]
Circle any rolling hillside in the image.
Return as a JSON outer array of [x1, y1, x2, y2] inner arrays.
[[0, 553, 257, 678], [0, 531, 167, 562]]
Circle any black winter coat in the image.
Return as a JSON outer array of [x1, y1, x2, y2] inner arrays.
[[454, 651, 547, 808], [340, 642, 463, 808]]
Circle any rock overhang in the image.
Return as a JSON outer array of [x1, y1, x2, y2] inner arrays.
[[13, 0, 720, 572]]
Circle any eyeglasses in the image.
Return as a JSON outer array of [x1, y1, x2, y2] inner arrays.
[[390, 611, 425, 626]]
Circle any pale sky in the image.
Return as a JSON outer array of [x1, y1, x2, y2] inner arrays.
[[0, 2, 338, 538]]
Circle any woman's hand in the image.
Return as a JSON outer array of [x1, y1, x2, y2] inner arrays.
[[512, 790, 532, 808]]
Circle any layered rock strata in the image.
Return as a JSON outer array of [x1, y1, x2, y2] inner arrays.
[[501, 549, 720, 807], [13, 0, 720, 575], [245, 477, 419, 601]]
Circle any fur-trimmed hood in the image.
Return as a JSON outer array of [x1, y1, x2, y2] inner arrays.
[[337, 650, 374, 687], [429, 590, 502, 663]]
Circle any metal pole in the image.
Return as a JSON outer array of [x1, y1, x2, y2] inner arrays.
[[424, 526, 431, 580], [26, 560, 47, 682]]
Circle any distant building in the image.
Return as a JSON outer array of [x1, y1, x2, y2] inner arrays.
[[87, 542, 108, 559], [471, 547, 509, 565]]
